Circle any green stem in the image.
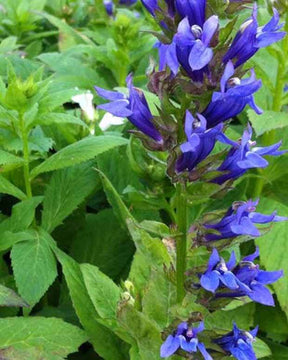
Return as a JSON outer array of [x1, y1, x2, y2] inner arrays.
[[20, 114, 32, 198], [253, 15, 288, 197], [175, 182, 187, 303]]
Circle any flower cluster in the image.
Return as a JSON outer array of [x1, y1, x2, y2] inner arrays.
[[96, 1, 287, 359], [200, 247, 283, 306]]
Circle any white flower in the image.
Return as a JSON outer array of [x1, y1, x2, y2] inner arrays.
[[72, 91, 95, 121], [99, 112, 125, 131]]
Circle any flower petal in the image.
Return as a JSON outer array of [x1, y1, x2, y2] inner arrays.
[[160, 335, 180, 358]]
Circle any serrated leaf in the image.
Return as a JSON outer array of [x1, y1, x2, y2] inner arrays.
[[42, 162, 99, 232], [0, 284, 28, 307], [54, 248, 128, 360], [11, 228, 57, 306], [247, 110, 288, 136], [36, 113, 86, 128], [0, 149, 24, 169], [81, 263, 121, 323], [0, 197, 43, 235], [0, 175, 26, 200], [0, 317, 87, 360], [31, 135, 128, 178]]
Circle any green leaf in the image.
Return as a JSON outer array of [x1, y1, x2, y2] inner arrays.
[[264, 340, 288, 360], [142, 269, 176, 329], [247, 110, 288, 136], [254, 339, 271, 359], [0, 317, 87, 360], [0, 284, 28, 307], [117, 304, 162, 360], [256, 198, 288, 319], [11, 228, 57, 306], [31, 135, 128, 178], [0, 175, 26, 200], [0, 197, 43, 235], [81, 263, 121, 324], [70, 209, 134, 280], [36, 113, 86, 128], [0, 150, 24, 168], [54, 249, 128, 360], [97, 169, 171, 266], [42, 163, 99, 233]]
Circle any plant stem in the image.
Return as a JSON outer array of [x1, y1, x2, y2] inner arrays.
[[254, 16, 288, 197], [20, 114, 32, 198], [175, 182, 187, 303]]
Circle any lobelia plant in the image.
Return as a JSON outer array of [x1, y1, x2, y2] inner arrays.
[[95, 0, 288, 359]]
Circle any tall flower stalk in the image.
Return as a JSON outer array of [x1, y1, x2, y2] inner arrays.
[[95, 1, 287, 358]]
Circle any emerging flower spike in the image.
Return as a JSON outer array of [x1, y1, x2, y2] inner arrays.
[[160, 322, 212, 359], [202, 61, 262, 128], [204, 199, 288, 241], [176, 111, 235, 173], [95, 75, 163, 143], [223, 5, 286, 68], [215, 323, 258, 360], [200, 247, 284, 306], [174, 15, 218, 81], [212, 125, 286, 184]]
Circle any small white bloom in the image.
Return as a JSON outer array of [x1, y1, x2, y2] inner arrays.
[[99, 112, 125, 131], [72, 91, 95, 121]]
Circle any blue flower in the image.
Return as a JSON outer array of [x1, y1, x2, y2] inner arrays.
[[200, 247, 284, 306], [200, 248, 239, 293], [160, 322, 212, 359], [204, 199, 288, 241], [215, 323, 258, 360], [176, 111, 235, 173], [202, 61, 262, 128], [223, 5, 286, 68], [156, 41, 179, 75], [175, 0, 206, 27], [95, 75, 163, 143], [104, 0, 114, 16], [212, 125, 286, 184], [174, 15, 218, 81]]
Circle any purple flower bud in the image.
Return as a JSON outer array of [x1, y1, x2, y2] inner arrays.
[[176, 111, 235, 173], [215, 323, 258, 360], [202, 61, 262, 128], [223, 5, 286, 67], [212, 124, 287, 184], [141, 0, 175, 17], [200, 247, 284, 306], [204, 198, 288, 241], [104, 0, 114, 16], [95, 75, 163, 143], [175, 0, 206, 27], [160, 321, 212, 359]]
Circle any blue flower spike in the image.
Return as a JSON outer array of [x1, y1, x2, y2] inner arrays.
[[160, 321, 212, 359]]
